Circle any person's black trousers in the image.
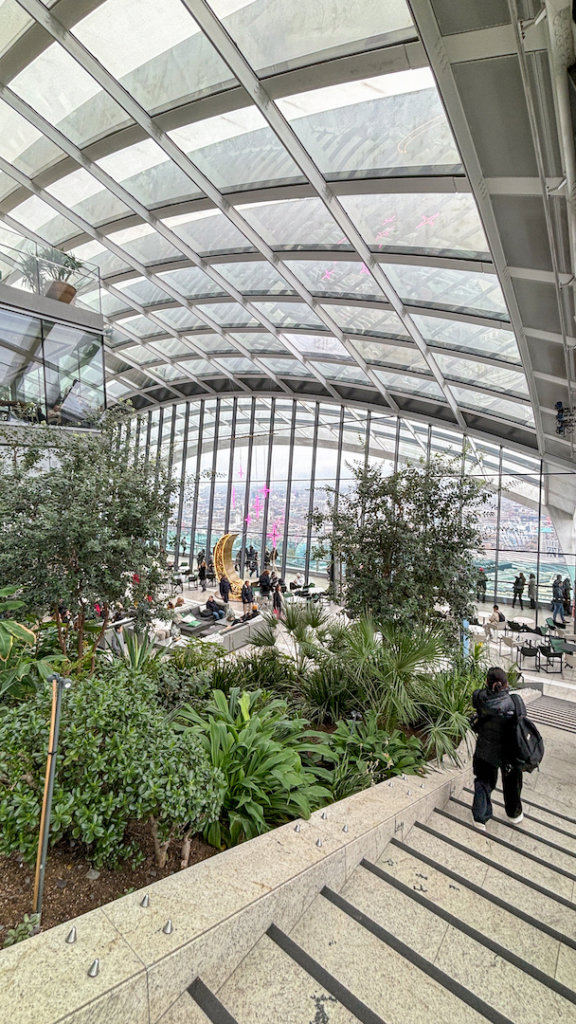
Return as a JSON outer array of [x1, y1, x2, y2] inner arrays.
[[512, 592, 524, 610], [472, 756, 523, 824]]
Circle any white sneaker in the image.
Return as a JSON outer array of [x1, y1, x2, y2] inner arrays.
[[508, 813, 524, 824], [475, 821, 487, 831]]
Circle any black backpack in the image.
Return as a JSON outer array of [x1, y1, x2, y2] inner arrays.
[[511, 693, 544, 772]]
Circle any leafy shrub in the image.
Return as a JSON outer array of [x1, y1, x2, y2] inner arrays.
[[2, 914, 40, 947], [210, 647, 301, 699], [416, 666, 480, 763], [0, 667, 224, 868], [171, 688, 330, 848], [148, 639, 221, 712], [308, 712, 427, 800]]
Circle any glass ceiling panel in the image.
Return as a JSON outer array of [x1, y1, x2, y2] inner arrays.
[[202, 302, 258, 326], [238, 198, 348, 249], [285, 334, 348, 357], [177, 358, 220, 376], [122, 344, 161, 365], [450, 386, 535, 426], [0, 97, 65, 179], [0, 1, 33, 58], [312, 361, 371, 385], [9, 195, 80, 246], [412, 315, 521, 364], [97, 139, 198, 207], [73, 241, 131, 277], [352, 340, 428, 372], [115, 315, 161, 338], [114, 277, 169, 306], [44, 169, 132, 226], [72, 0, 237, 115], [10, 43, 134, 147], [324, 305, 409, 338], [287, 259, 386, 300], [149, 337, 193, 358], [216, 260, 294, 295], [218, 356, 259, 373], [107, 224, 182, 265], [231, 332, 287, 353], [168, 108, 302, 191], [339, 192, 490, 259], [207, 0, 413, 76], [99, 292, 130, 316], [276, 70, 462, 178], [106, 380, 131, 397], [260, 357, 311, 377], [188, 334, 237, 354], [157, 266, 225, 299], [382, 264, 508, 319], [153, 363, 187, 381], [374, 369, 444, 399], [163, 209, 253, 255], [154, 307, 204, 331], [252, 301, 326, 330], [435, 353, 529, 397]]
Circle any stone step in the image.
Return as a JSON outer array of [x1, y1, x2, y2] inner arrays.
[[448, 796, 576, 869], [287, 890, 499, 1024], [495, 790, 576, 837], [404, 817, 576, 942], [215, 932, 363, 1024], [338, 857, 576, 1023], [431, 807, 576, 898], [374, 836, 576, 985], [483, 787, 576, 844], [162, 985, 217, 1023]]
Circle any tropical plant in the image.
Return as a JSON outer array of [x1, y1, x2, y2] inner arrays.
[[0, 586, 35, 662], [40, 247, 83, 282], [0, 668, 224, 868], [0, 587, 65, 704], [308, 713, 427, 800], [171, 688, 331, 848], [210, 647, 301, 699], [150, 637, 222, 712], [310, 453, 489, 625], [122, 631, 160, 671], [0, 403, 176, 670]]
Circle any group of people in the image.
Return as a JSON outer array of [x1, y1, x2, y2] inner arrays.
[[478, 567, 573, 622]]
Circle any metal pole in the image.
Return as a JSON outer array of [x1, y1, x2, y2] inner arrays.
[[33, 673, 71, 920], [535, 460, 543, 629]]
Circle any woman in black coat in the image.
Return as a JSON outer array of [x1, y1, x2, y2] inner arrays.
[[472, 667, 525, 830]]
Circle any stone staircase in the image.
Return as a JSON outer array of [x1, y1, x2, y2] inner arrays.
[[177, 721, 576, 1024]]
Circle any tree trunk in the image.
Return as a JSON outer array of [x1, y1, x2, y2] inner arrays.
[[150, 816, 171, 869], [180, 830, 192, 870], [76, 608, 85, 669], [89, 605, 109, 675], [54, 606, 67, 657]]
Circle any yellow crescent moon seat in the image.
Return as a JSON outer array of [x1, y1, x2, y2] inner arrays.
[[213, 533, 244, 599]]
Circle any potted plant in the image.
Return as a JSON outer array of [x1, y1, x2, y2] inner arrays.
[[17, 251, 44, 293], [41, 248, 84, 304]]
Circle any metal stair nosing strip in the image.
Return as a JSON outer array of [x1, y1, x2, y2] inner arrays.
[[389, 835, 576, 952], [493, 790, 576, 826], [267, 923, 387, 1024], [320, 887, 516, 1024], [435, 808, 576, 882], [359, 858, 576, 1005], [450, 796, 576, 858], [461, 787, 576, 843], [414, 821, 576, 913], [188, 978, 239, 1024]]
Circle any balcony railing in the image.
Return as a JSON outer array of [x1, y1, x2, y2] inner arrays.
[[0, 241, 101, 316]]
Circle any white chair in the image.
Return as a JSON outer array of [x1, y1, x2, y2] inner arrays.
[[501, 635, 521, 662], [564, 653, 576, 678]]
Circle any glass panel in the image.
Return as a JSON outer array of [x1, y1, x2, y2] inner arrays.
[[260, 357, 311, 377], [324, 304, 409, 338], [340, 192, 490, 258], [434, 353, 529, 397], [122, 344, 160, 365], [45, 168, 132, 225], [238, 197, 347, 248], [450, 386, 535, 426], [207, 0, 413, 75], [42, 322, 104, 426], [312, 361, 371, 385], [176, 358, 220, 376], [352, 340, 428, 372], [153, 363, 186, 381], [168, 107, 302, 190], [253, 301, 326, 329], [276, 70, 462, 178], [188, 334, 237, 354], [231, 332, 287, 353], [383, 264, 508, 318], [412, 315, 521, 364], [150, 337, 194, 358], [73, 0, 236, 115], [286, 259, 386, 300], [114, 277, 168, 306], [0, 97, 65, 178], [374, 369, 444, 399], [154, 307, 204, 330], [157, 266, 226, 299], [73, 241, 131, 277], [9, 195, 80, 246], [216, 260, 294, 295], [115, 315, 162, 338], [164, 209, 253, 254], [10, 43, 133, 147], [0, 0, 33, 58], [218, 356, 259, 373], [286, 334, 348, 357], [96, 139, 196, 206], [202, 302, 258, 326], [107, 224, 181, 264]]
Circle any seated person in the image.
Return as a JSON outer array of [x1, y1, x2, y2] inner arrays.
[[199, 596, 225, 621], [486, 604, 505, 638], [246, 603, 260, 620], [290, 572, 305, 591]]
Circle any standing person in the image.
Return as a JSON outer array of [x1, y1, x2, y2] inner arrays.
[[472, 667, 525, 830], [553, 574, 566, 624], [527, 573, 537, 610], [563, 576, 572, 618], [241, 579, 253, 619], [476, 568, 487, 604], [271, 546, 278, 567], [196, 548, 205, 568], [273, 583, 284, 617], [219, 574, 231, 610], [512, 572, 526, 611], [198, 559, 207, 592], [264, 547, 271, 568], [259, 568, 272, 605]]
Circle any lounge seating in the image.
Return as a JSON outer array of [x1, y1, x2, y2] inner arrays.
[[538, 643, 564, 674]]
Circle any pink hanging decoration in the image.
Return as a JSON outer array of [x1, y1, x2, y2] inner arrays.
[[268, 521, 281, 547], [231, 485, 236, 508], [237, 466, 244, 478], [260, 484, 270, 498], [253, 495, 262, 519]]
